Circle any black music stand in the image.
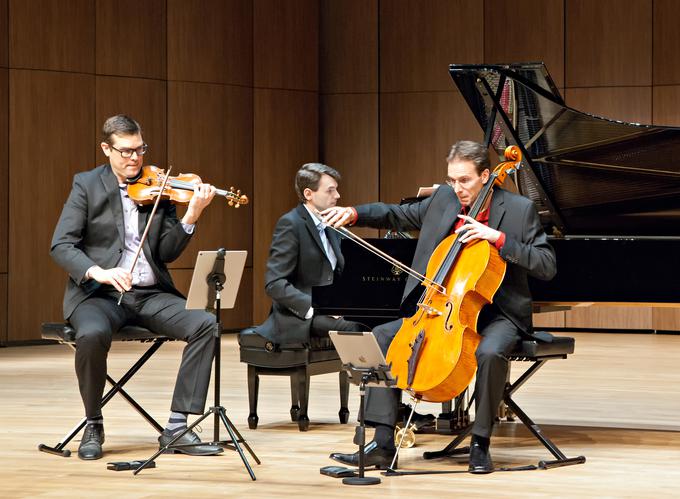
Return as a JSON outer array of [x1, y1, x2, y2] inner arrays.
[[327, 331, 397, 486], [134, 249, 260, 479]]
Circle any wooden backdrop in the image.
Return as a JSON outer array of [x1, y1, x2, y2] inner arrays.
[[1, 0, 679, 344]]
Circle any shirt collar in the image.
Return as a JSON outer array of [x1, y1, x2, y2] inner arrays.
[[302, 203, 324, 229]]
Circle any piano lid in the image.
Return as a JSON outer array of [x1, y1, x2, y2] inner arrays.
[[450, 63, 680, 237]]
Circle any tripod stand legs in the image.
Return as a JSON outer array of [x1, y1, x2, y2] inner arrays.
[[134, 405, 259, 480]]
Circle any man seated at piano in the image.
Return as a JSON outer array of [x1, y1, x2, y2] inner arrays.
[[323, 140, 556, 473], [255, 163, 366, 346]]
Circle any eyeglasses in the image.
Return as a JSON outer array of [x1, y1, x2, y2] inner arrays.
[[110, 143, 148, 158]]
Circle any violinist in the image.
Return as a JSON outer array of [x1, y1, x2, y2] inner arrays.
[[325, 140, 556, 473], [50, 114, 222, 460]]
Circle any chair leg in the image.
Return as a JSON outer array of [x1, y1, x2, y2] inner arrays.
[[247, 365, 259, 429], [338, 370, 349, 424], [289, 374, 301, 421], [297, 367, 310, 431]]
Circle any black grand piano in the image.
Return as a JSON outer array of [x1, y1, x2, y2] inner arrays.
[[313, 63, 680, 328]]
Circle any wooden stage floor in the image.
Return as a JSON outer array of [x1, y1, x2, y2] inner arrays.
[[1, 332, 680, 498]]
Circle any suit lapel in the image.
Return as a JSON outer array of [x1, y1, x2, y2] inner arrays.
[[297, 204, 326, 255], [326, 227, 344, 271], [434, 187, 461, 244], [488, 188, 506, 230], [101, 166, 125, 244]]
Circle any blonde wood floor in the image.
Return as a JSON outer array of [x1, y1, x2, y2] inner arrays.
[[1, 332, 680, 498]]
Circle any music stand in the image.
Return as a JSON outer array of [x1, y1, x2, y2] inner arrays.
[[135, 249, 260, 479], [327, 331, 398, 486]]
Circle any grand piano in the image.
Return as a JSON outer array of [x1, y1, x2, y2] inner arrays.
[[313, 63, 680, 330]]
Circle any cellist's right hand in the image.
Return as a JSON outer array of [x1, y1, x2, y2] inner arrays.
[[87, 266, 132, 293], [320, 206, 356, 228]]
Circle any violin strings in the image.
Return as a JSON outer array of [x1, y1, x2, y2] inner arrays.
[[167, 179, 233, 197]]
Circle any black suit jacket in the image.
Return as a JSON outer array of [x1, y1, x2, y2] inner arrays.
[[50, 164, 193, 319], [355, 186, 556, 335], [256, 204, 344, 345]]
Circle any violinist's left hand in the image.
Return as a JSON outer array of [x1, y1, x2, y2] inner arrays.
[[182, 183, 217, 225], [455, 215, 501, 244]]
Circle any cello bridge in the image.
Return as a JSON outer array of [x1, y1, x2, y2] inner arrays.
[[417, 303, 443, 317]]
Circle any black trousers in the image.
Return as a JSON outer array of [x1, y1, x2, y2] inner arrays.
[[69, 285, 216, 419], [309, 314, 367, 338], [364, 308, 520, 439]]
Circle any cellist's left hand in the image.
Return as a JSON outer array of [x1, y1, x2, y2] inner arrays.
[[182, 183, 216, 225], [455, 215, 501, 244]]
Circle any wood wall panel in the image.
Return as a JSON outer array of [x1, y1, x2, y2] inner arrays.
[[485, 0, 565, 88], [253, 89, 318, 322], [168, 0, 252, 86], [96, 0, 166, 79], [9, 0, 94, 73], [566, 306, 653, 330], [321, 94, 378, 206], [0, 68, 7, 273], [0, 0, 7, 67], [95, 76, 167, 167], [320, 0, 378, 94], [321, 93, 379, 238], [167, 81, 253, 269], [380, 0, 483, 93], [0, 274, 6, 344], [564, 87, 652, 124], [533, 311, 566, 328], [254, 0, 318, 91], [565, 0, 652, 87], [652, 308, 680, 331], [379, 91, 481, 204], [653, 0, 680, 85], [170, 267, 253, 331], [9, 70, 95, 341], [653, 86, 680, 126]]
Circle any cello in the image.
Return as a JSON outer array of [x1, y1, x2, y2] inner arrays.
[[385, 146, 521, 403]]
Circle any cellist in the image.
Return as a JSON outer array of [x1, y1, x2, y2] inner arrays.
[[325, 140, 556, 473]]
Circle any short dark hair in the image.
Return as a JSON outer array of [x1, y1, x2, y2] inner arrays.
[[294, 163, 341, 202], [101, 115, 142, 144], [446, 140, 490, 175]]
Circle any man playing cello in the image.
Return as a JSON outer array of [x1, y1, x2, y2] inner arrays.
[[324, 140, 556, 473]]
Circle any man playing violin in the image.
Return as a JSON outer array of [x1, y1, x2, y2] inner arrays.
[[50, 114, 222, 460], [255, 163, 366, 348], [324, 140, 556, 473]]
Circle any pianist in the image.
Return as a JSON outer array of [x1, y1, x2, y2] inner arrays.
[[254, 163, 365, 346], [323, 140, 556, 473]]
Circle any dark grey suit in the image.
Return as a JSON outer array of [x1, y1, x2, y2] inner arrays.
[[354, 185, 556, 438], [256, 204, 363, 345], [50, 164, 216, 418]]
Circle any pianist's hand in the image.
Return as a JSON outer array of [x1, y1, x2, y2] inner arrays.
[[321, 206, 356, 228], [455, 215, 501, 244]]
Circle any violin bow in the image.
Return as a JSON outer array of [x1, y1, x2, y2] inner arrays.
[[117, 166, 173, 306]]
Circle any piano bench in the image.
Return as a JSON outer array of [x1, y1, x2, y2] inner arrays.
[[426, 333, 586, 469], [38, 322, 174, 458], [238, 327, 349, 431]]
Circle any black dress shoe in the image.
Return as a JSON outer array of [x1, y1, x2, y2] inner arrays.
[[329, 440, 396, 469], [468, 441, 494, 474], [398, 403, 435, 431], [78, 423, 105, 460], [158, 429, 224, 456]]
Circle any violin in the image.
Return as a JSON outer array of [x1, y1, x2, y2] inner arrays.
[[126, 165, 248, 208]]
